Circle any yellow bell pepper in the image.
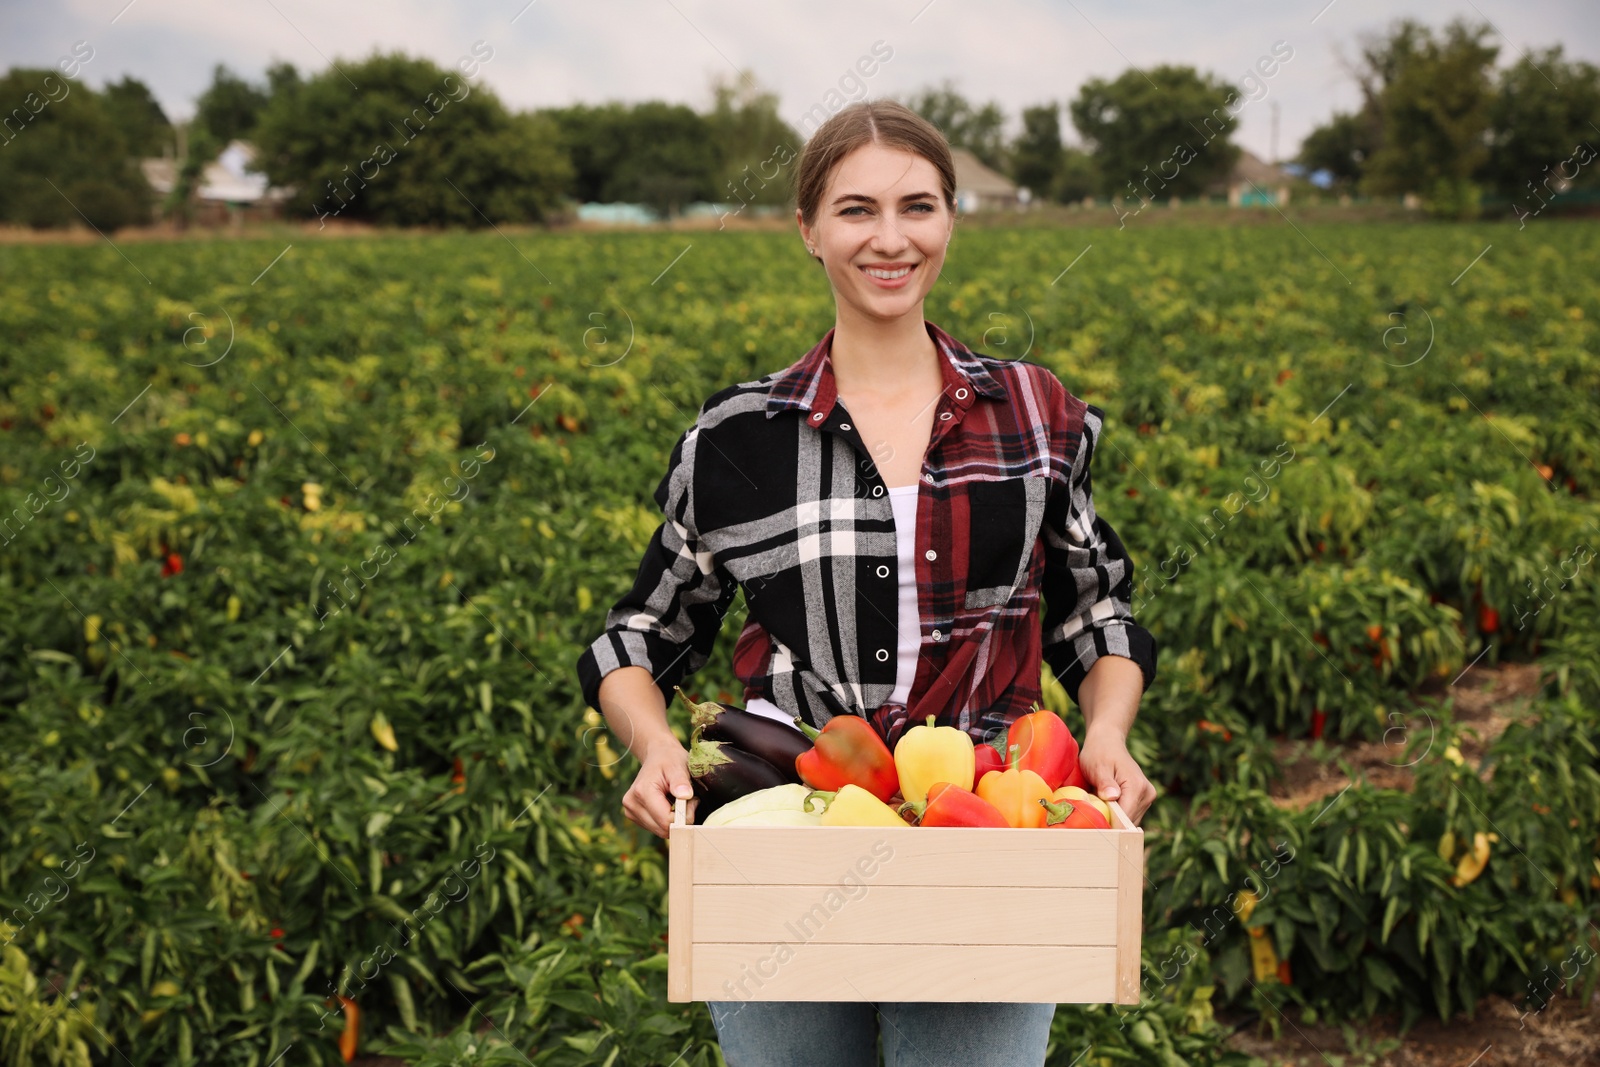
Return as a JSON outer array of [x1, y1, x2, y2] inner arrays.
[[1449, 831, 1490, 887], [893, 714, 975, 806], [803, 784, 910, 827]]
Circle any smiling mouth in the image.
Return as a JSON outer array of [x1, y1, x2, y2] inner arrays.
[[861, 264, 915, 280]]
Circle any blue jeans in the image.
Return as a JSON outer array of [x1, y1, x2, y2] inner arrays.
[[707, 999, 1056, 1066]]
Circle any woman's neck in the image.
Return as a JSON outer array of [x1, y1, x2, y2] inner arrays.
[[829, 312, 941, 402]]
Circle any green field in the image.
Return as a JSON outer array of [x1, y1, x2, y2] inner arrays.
[[2, 222, 1597, 1065]]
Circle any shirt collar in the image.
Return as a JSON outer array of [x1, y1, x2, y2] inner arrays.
[[765, 319, 1008, 421]]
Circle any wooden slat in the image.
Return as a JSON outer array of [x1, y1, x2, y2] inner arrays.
[[667, 797, 692, 1002], [1115, 829, 1144, 1003], [690, 824, 1125, 887], [691, 943, 1117, 1002], [694, 885, 1116, 945]]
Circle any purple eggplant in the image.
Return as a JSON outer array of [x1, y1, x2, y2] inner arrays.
[[686, 737, 789, 825], [675, 686, 810, 784]]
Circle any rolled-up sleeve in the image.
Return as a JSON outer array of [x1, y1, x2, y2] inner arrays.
[[1039, 395, 1158, 705], [575, 419, 739, 712]]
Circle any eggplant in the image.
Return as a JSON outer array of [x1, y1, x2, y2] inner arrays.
[[686, 737, 789, 825], [675, 686, 810, 783]]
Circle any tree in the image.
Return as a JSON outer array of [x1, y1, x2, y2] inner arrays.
[[705, 71, 800, 208], [1069, 65, 1241, 200], [252, 52, 572, 227], [1357, 18, 1499, 217], [0, 68, 151, 229], [1011, 104, 1063, 200], [101, 76, 172, 157], [901, 80, 1008, 171], [194, 63, 271, 144], [1297, 112, 1375, 189], [1054, 147, 1100, 203], [538, 101, 718, 217], [1481, 45, 1600, 202]]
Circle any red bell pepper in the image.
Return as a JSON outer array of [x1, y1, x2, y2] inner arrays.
[[1039, 793, 1110, 830], [794, 715, 899, 803], [898, 781, 1009, 827], [974, 737, 1007, 787], [1006, 707, 1082, 791]]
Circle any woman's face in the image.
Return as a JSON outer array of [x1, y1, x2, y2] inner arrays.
[[798, 143, 954, 324]]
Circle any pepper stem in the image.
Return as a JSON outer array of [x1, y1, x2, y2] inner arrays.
[[794, 718, 822, 741], [926, 714, 937, 729], [802, 789, 835, 814], [1040, 797, 1075, 826], [1007, 742, 1021, 770]]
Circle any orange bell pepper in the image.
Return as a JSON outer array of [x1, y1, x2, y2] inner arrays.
[[975, 744, 1052, 828]]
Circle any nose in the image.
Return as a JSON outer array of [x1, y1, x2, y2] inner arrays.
[[868, 211, 910, 256]]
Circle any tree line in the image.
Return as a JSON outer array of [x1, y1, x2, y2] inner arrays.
[[1, 17, 1594, 231]]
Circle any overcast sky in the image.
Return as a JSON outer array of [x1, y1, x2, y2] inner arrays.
[[4, 0, 1597, 163]]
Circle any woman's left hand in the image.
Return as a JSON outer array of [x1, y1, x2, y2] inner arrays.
[[1078, 726, 1157, 825]]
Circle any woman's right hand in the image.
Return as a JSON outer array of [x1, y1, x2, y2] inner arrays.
[[624, 737, 697, 839]]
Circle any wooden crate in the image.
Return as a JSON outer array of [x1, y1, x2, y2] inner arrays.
[[667, 795, 1144, 1004]]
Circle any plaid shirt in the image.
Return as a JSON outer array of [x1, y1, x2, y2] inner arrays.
[[575, 320, 1157, 751]]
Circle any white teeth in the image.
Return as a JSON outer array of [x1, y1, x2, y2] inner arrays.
[[864, 265, 912, 280]]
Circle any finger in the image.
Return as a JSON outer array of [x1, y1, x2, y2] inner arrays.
[[1095, 762, 1126, 802]]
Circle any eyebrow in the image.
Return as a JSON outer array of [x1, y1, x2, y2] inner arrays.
[[831, 191, 938, 207]]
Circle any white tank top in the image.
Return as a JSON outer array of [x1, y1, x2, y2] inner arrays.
[[744, 484, 921, 730]]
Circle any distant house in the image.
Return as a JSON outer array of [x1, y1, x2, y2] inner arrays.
[[1225, 149, 1291, 207], [140, 139, 293, 226], [951, 148, 1022, 212]]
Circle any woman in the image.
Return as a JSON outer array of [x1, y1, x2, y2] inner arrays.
[[575, 100, 1158, 1066]]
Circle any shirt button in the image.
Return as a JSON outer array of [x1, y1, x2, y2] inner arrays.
[[811, 411, 824, 421], [876, 649, 889, 662], [955, 387, 969, 400], [840, 423, 851, 430], [931, 629, 943, 641], [876, 565, 890, 578], [924, 549, 937, 561], [922, 472, 934, 484], [871, 485, 884, 497], [939, 412, 952, 421]]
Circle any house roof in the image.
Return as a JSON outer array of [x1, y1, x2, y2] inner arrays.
[[951, 148, 1016, 197], [140, 139, 291, 203], [1230, 148, 1290, 187]]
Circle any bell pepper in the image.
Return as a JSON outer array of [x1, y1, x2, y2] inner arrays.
[[1006, 706, 1081, 790], [892, 714, 975, 806], [701, 783, 819, 827], [1039, 789, 1111, 829], [975, 744, 1052, 828], [1051, 785, 1113, 824], [899, 781, 1008, 827], [803, 784, 910, 827], [974, 737, 1007, 787], [1449, 831, 1491, 887], [794, 715, 899, 803]]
